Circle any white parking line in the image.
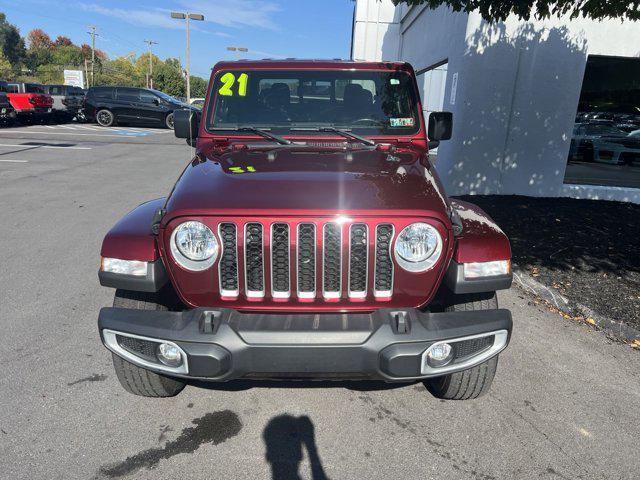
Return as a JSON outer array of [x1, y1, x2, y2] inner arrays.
[[56, 125, 78, 130], [0, 130, 149, 138], [0, 159, 28, 163], [0, 143, 92, 150]]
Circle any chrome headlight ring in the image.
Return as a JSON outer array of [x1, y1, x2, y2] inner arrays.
[[394, 222, 443, 272], [170, 221, 219, 271]]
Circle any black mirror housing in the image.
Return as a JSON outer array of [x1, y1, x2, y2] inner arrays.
[[428, 111, 453, 142], [174, 108, 199, 143]]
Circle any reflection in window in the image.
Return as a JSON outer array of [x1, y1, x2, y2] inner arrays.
[[564, 55, 640, 188], [416, 61, 448, 163]]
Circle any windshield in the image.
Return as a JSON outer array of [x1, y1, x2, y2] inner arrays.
[[25, 84, 44, 94], [207, 69, 421, 135]]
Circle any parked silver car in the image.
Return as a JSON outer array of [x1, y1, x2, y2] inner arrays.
[[44, 85, 85, 122]]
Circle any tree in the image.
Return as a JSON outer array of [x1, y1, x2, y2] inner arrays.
[[54, 35, 73, 47], [0, 13, 26, 69], [392, 0, 640, 22], [95, 56, 144, 86], [190, 76, 208, 98], [36, 64, 63, 84], [27, 29, 52, 49], [52, 45, 83, 67], [0, 51, 12, 78], [154, 58, 185, 97]]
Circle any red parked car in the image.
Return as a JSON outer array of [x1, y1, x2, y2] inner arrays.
[[6, 82, 53, 124], [98, 60, 513, 400]]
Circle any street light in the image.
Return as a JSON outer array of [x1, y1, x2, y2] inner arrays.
[[170, 11, 204, 102], [227, 46, 249, 60]]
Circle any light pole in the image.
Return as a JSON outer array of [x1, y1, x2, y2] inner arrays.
[[170, 11, 204, 102], [144, 40, 158, 89], [226, 46, 248, 60], [87, 25, 98, 86]]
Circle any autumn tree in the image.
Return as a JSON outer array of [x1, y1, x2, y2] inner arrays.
[[54, 35, 73, 47], [27, 28, 52, 49], [392, 0, 640, 22]]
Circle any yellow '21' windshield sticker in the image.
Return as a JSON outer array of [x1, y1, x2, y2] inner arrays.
[[218, 72, 248, 96]]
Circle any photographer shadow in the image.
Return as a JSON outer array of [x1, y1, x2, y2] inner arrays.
[[263, 414, 329, 480]]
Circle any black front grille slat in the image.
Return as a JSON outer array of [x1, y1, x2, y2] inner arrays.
[[349, 223, 368, 294], [297, 224, 316, 295], [323, 223, 341, 295], [374, 224, 394, 294], [219, 223, 238, 294], [271, 223, 289, 294], [220, 220, 394, 301], [245, 223, 264, 293]]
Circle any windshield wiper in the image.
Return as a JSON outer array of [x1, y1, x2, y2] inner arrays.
[[237, 127, 291, 145], [211, 126, 291, 145], [290, 127, 376, 147]]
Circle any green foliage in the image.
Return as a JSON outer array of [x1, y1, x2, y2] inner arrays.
[[95, 57, 144, 86], [36, 63, 63, 84], [190, 75, 208, 98], [392, 0, 640, 22], [52, 45, 84, 67], [0, 13, 26, 69], [154, 58, 185, 97], [0, 51, 12, 78]]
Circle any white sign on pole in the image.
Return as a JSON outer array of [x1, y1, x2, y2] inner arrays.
[[449, 72, 458, 105], [64, 70, 85, 88]]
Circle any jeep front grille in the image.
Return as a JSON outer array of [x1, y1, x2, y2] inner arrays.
[[217, 220, 396, 301]]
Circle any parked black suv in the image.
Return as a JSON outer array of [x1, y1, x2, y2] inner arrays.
[[84, 86, 194, 129], [0, 79, 17, 125]]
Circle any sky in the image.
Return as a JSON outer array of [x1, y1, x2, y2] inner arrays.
[[0, 0, 356, 78]]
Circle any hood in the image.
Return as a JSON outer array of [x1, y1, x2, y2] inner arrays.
[[164, 144, 450, 222]]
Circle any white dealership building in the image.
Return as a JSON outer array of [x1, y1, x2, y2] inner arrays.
[[351, 0, 640, 203]]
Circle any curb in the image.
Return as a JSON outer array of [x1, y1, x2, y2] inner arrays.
[[512, 266, 640, 345]]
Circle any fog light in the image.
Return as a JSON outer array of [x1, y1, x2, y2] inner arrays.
[[156, 343, 183, 367], [426, 343, 453, 367]]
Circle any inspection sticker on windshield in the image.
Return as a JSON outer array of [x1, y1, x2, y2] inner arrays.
[[390, 117, 415, 127]]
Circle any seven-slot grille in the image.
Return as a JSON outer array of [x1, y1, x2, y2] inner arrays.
[[217, 221, 396, 300]]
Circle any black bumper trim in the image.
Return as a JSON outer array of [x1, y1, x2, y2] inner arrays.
[[99, 306, 512, 382], [444, 260, 512, 294], [98, 258, 168, 292]]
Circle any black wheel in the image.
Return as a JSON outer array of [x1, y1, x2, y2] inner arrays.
[[110, 289, 186, 397], [96, 108, 115, 127], [165, 112, 175, 129], [424, 292, 500, 400]]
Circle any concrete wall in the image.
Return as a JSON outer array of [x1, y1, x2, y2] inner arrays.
[[352, 0, 640, 203]]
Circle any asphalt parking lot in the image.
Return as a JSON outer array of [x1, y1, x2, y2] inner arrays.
[[0, 124, 638, 480]]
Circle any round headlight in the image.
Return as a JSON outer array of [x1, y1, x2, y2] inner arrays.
[[394, 222, 442, 272], [170, 221, 218, 271]]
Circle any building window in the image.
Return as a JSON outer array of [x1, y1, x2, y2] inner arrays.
[[417, 61, 448, 161], [564, 55, 640, 189]]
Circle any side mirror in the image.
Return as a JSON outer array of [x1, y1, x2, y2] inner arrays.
[[153, 97, 160, 105], [174, 108, 199, 145], [428, 112, 453, 146]]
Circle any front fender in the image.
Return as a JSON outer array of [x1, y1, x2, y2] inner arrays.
[[101, 198, 165, 261], [445, 199, 512, 294]]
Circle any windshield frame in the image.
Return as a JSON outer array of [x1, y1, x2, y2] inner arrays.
[[203, 67, 424, 139]]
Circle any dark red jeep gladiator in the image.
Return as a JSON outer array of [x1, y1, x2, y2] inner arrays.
[[98, 60, 513, 399]]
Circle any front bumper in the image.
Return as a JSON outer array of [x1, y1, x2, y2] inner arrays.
[[98, 307, 512, 382]]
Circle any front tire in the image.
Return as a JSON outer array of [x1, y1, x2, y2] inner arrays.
[[96, 108, 115, 127], [425, 292, 500, 400], [110, 289, 186, 397]]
